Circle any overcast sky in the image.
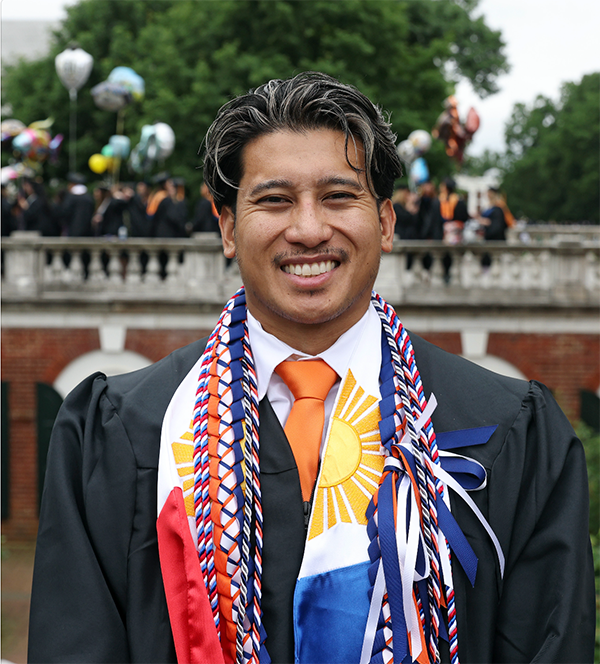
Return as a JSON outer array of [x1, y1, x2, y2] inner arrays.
[[2, 0, 599, 155]]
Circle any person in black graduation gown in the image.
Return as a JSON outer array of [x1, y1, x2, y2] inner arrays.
[[17, 178, 60, 236], [28, 72, 595, 664], [392, 184, 418, 241], [61, 173, 95, 238], [190, 181, 220, 235]]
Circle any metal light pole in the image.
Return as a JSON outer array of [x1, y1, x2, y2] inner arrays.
[[55, 46, 93, 173]]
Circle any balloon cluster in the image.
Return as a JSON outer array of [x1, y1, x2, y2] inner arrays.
[[88, 135, 132, 174], [129, 122, 175, 174], [91, 66, 145, 112], [432, 96, 479, 164], [1, 118, 63, 168], [396, 129, 432, 188]]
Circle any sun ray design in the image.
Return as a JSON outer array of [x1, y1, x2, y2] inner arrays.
[[309, 370, 384, 540], [171, 421, 195, 516]]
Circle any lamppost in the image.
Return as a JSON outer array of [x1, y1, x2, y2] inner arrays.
[[55, 45, 93, 173]]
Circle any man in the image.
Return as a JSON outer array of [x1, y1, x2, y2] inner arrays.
[[29, 73, 595, 664]]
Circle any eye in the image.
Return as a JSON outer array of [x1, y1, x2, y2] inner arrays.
[[257, 194, 290, 205], [325, 191, 356, 202]]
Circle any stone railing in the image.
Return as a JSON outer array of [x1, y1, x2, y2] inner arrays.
[[507, 223, 600, 246], [2, 232, 599, 309]]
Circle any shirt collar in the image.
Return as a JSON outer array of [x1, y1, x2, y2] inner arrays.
[[247, 305, 377, 401]]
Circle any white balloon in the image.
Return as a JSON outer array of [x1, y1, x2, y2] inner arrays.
[[153, 123, 176, 160], [408, 129, 432, 156], [397, 139, 415, 164], [55, 47, 94, 93]]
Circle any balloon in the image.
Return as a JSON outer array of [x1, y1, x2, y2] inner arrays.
[[129, 122, 176, 172], [49, 134, 64, 164], [108, 134, 131, 159], [88, 153, 108, 174], [91, 81, 133, 112], [1, 119, 26, 143], [153, 122, 175, 160], [396, 139, 415, 164], [409, 157, 429, 185], [101, 144, 114, 157], [108, 66, 145, 102], [12, 128, 51, 162], [408, 129, 432, 156], [55, 47, 93, 92]]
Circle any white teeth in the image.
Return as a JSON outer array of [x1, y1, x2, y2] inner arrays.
[[283, 260, 338, 277]]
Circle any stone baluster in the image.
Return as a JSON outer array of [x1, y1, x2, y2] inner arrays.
[[47, 250, 64, 284], [165, 249, 180, 285], [125, 248, 142, 285], [88, 248, 105, 283], [107, 248, 123, 284], [69, 250, 85, 283], [144, 250, 161, 285]]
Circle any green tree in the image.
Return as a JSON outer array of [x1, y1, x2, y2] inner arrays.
[[2, 0, 509, 197], [501, 73, 600, 222]]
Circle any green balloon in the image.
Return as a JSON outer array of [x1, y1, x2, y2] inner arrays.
[[101, 144, 114, 157]]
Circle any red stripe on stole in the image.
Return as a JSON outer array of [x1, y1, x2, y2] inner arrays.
[[157, 487, 226, 664]]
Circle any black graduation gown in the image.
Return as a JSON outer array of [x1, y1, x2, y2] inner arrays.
[[62, 192, 95, 238], [28, 335, 595, 664]]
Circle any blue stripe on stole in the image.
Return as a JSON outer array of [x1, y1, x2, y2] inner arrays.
[[294, 561, 371, 663]]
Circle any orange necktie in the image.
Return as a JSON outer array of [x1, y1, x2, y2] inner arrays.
[[275, 359, 338, 501]]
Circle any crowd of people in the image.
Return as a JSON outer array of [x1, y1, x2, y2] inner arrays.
[[391, 177, 513, 245], [1, 172, 220, 240], [3, 170, 514, 248]]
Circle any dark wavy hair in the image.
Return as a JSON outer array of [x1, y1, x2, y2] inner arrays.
[[202, 72, 402, 212]]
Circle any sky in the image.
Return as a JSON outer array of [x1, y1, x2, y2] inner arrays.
[[2, 0, 599, 156]]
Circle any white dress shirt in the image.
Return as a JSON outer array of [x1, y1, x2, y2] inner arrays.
[[247, 304, 383, 451]]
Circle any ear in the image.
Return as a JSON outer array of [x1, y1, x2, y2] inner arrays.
[[379, 198, 396, 253], [219, 206, 236, 258]]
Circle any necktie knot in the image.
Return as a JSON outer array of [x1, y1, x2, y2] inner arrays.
[[275, 359, 338, 401], [274, 358, 338, 501]]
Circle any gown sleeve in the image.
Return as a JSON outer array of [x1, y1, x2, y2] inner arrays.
[[28, 373, 137, 663], [488, 381, 596, 663]]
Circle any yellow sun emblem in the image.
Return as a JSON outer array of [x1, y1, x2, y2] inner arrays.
[[171, 422, 195, 516], [309, 370, 384, 540]]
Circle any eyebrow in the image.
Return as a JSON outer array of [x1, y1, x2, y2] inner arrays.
[[249, 179, 293, 197], [248, 176, 364, 198]]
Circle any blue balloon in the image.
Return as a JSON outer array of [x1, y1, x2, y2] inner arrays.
[[410, 157, 429, 185]]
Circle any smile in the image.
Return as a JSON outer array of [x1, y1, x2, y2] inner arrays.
[[282, 260, 339, 277]]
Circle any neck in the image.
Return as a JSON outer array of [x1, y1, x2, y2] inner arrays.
[[247, 302, 370, 356]]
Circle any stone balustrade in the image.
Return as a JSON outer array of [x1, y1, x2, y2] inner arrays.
[[2, 231, 599, 309], [507, 223, 600, 246]]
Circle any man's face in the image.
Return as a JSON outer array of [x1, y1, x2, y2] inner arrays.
[[219, 128, 395, 351]]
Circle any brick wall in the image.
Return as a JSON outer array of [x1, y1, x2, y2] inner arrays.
[[1, 327, 598, 542]]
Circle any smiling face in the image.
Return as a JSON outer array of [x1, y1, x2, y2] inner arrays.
[[219, 128, 395, 354]]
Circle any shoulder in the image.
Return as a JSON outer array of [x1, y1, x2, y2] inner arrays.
[[409, 331, 529, 429], [59, 338, 209, 468], [408, 331, 576, 469], [408, 332, 530, 461]]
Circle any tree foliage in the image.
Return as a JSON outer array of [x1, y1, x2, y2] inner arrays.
[[2, 0, 509, 197], [501, 73, 600, 222]]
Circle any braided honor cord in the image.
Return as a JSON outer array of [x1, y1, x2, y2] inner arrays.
[[193, 289, 265, 664], [368, 292, 460, 664]]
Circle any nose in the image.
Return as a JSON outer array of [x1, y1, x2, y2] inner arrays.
[[284, 198, 334, 248]]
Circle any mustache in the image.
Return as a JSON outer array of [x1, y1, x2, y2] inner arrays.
[[272, 247, 349, 266]]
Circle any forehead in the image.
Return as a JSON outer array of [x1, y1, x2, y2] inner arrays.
[[239, 128, 365, 187]]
